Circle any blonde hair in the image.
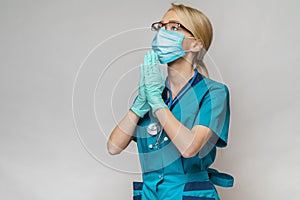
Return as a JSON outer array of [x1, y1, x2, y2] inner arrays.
[[169, 3, 213, 78]]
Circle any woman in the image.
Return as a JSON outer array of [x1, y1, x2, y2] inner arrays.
[[107, 3, 234, 200]]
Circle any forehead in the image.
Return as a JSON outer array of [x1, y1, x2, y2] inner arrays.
[[161, 9, 181, 23]]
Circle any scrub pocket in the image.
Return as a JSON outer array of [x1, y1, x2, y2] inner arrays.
[[182, 181, 219, 200], [133, 181, 143, 200]]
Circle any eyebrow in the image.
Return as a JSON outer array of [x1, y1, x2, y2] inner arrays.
[[159, 20, 181, 24]]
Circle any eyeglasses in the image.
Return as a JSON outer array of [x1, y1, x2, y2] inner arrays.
[[151, 21, 194, 37]]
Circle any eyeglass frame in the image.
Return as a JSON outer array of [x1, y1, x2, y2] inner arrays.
[[151, 21, 194, 37]]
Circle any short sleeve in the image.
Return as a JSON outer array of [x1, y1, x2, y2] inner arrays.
[[195, 83, 230, 148]]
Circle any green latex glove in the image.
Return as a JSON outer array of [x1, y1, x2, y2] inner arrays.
[[130, 63, 150, 118], [144, 51, 167, 117]]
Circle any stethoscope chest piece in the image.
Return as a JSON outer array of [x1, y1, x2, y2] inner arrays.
[[147, 122, 161, 136]]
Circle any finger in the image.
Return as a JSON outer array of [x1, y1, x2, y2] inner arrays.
[[151, 59, 159, 75], [143, 52, 149, 80], [150, 51, 157, 74], [139, 64, 144, 86], [143, 63, 147, 78], [148, 51, 153, 73], [144, 51, 149, 66], [160, 68, 165, 83], [151, 50, 155, 65], [154, 52, 158, 64], [147, 51, 152, 67], [150, 50, 157, 64], [144, 56, 150, 78]]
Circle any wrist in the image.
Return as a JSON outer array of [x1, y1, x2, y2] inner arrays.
[[130, 100, 149, 118], [149, 98, 167, 116], [130, 107, 143, 118]]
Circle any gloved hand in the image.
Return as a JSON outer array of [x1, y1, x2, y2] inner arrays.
[[130, 62, 150, 118], [144, 51, 167, 117]]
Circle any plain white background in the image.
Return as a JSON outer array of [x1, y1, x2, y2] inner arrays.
[[1, 0, 300, 199]]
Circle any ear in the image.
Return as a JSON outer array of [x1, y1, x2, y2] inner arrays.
[[190, 39, 203, 52]]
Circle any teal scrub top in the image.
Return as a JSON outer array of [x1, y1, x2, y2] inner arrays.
[[132, 70, 233, 193]]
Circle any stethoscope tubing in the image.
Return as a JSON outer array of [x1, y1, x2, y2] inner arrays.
[[148, 70, 198, 149]]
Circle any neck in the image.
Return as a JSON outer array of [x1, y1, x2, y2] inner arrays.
[[167, 58, 194, 96]]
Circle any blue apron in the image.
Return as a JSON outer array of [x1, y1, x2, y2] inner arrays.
[[132, 69, 234, 200]]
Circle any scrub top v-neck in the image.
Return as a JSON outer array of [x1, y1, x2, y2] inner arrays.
[[163, 69, 199, 110]]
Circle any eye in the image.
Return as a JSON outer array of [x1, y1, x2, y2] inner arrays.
[[170, 25, 179, 31]]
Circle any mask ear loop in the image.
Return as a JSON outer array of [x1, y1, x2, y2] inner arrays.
[[185, 36, 205, 71], [181, 35, 200, 66], [181, 47, 197, 67], [193, 63, 197, 70]]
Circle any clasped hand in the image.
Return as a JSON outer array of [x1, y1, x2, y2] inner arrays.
[[130, 51, 167, 118]]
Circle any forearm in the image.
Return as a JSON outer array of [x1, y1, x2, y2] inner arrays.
[[155, 108, 210, 158], [107, 110, 139, 155]]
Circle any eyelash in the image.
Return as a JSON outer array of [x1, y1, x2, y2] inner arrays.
[[170, 26, 179, 31]]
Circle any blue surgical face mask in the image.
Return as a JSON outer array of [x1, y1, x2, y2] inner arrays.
[[151, 28, 186, 64]]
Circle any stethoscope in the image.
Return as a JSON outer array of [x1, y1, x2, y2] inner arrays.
[[147, 69, 198, 149]]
